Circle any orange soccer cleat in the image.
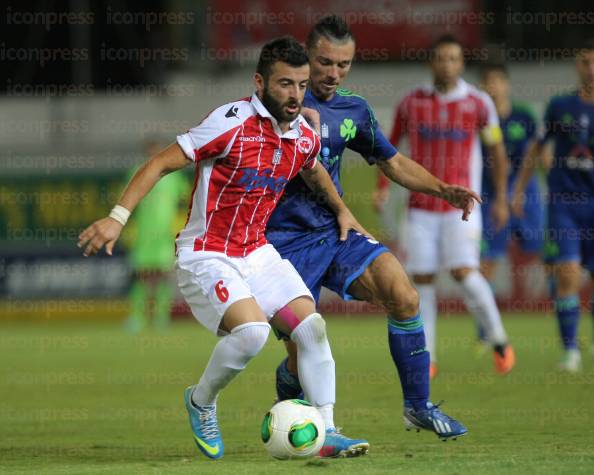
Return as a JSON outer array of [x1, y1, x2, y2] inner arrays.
[[493, 344, 515, 375], [429, 362, 439, 380]]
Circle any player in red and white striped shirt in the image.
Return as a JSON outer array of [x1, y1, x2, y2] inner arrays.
[[78, 37, 369, 459], [377, 35, 515, 378], [175, 89, 319, 257]]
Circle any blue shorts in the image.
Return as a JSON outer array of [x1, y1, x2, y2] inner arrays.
[[545, 198, 594, 271], [267, 228, 389, 304], [481, 186, 544, 259]]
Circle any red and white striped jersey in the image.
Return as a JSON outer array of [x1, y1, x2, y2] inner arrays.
[[176, 93, 320, 257], [391, 79, 500, 212]]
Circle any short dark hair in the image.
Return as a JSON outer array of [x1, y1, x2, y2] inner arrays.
[[480, 63, 509, 80], [306, 15, 354, 50], [256, 36, 309, 80], [431, 34, 463, 52]]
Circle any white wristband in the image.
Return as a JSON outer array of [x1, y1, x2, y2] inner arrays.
[[109, 205, 131, 226]]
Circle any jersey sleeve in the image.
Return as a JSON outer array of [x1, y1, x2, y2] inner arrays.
[[478, 93, 503, 146], [302, 134, 320, 170], [346, 100, 398, 164], [390, 96, 409, 146], [176, 103, 243, 162]]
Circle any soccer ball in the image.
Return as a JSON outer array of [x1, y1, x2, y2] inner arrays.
[[261, 399, 326, 459]]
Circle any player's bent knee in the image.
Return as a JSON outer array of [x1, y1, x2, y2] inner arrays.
[[450, 267, 473, 282], [231, 322, 271, 359], [291, 313, 327, 343], [220, 298, 268, 333], [388, 284, 419, 319]]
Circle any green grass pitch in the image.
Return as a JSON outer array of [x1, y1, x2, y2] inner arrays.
[[1, 314, 593, 474]]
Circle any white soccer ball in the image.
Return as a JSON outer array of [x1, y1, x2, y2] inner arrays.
[[261, 399, 326, 459]]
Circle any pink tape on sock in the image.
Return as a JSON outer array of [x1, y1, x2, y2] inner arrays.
[[276, 305, 302, 333]]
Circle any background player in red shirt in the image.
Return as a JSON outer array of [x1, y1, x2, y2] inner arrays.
[[381, 35, 515, 378]]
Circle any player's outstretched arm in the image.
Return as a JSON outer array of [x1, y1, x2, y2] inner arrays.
[[300, 161, 370, 240], [510, 140, 542, 218], [77, 143, 191, 257], [376, 152, 481, 221]]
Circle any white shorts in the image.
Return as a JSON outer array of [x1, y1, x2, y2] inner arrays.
[[176, 244, 312, 336], [404, 208, 482, 274]]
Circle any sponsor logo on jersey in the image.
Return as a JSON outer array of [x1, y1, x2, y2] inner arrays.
[[239, 135, 266, 142], [564, 145, 594, 171], [225, 105, 239, 118], [237, 168, 288, 192], [418, 124, 469, 141], [320, 146, 339, 168], [296, 136, 313, 154]]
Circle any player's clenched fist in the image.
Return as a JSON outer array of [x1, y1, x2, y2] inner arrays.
[[77, 217, 123, 257]]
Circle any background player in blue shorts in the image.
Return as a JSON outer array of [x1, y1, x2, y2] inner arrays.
[[480, 64, 544, 280], [476, 64, 545, 345], [266, 16, 481, 453], [512, 39, 594, 372]]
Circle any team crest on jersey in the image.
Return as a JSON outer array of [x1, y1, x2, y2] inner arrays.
[[296, 136, 313, 154], [272, 148, 282, 164]]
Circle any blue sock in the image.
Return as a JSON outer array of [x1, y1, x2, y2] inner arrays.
[[387, 314, 430, 411], [555, 295, 580, 350]]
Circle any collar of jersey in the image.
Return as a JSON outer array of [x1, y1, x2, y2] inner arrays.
[[422, 78, 469, 103], [304, 88, 340, 106], [251, 93, 303, 138]]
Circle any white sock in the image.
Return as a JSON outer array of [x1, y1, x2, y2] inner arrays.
[[291, 313, 335, 430], [459, 270, 507, 345], [417, 284, 437, 362], [317, 404, 334, 432], [192, 322, 270, 406]]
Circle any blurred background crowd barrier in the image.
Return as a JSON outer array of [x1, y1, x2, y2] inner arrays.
[[2, 0, 593, 321]]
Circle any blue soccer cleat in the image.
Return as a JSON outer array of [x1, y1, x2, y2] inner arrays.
[[318, 428, 370, 458], [184, 386, 224, 459], [403, 401, 468, 441], [275, 358, 303, 401]]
